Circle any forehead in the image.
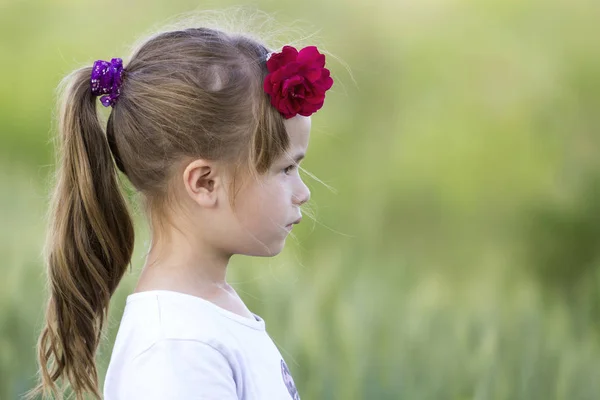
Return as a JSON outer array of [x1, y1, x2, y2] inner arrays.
[[283, 115, 311, 151]]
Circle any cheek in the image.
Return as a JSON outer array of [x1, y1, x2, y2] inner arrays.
[[235, 181, 271, 217], [244, 182, 289, 225], [230, 179, 293, 256]]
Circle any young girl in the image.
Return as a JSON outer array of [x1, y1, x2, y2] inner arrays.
[[30, 24, 333, 400]]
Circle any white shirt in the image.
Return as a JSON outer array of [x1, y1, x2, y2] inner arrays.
[[103, 290, 301, 400]]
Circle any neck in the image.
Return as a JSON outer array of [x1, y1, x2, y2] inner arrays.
[[136, 225, 233, 298]]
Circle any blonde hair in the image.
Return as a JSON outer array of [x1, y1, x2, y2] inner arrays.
[[29, 23, 293, 400]]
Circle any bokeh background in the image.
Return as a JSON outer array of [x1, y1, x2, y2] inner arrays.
[[2, 0, 600, 399]]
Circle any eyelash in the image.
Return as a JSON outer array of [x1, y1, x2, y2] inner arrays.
[[283, 164, 297, 175]]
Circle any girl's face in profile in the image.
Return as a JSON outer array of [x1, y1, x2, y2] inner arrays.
[[227, 115, 312, 257]]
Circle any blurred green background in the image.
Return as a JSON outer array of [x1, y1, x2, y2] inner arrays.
[[2, 0, 600, 399]]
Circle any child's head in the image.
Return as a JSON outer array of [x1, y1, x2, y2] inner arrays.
[[175, 113, 312, 259], [31, 24, 333, 400], [98, 28, 319, 257]]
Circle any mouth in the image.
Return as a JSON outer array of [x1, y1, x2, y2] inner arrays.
[[286, 217, 302, 229]]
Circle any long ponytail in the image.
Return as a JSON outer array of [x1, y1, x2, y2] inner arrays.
[[28, 66, 135, 399]]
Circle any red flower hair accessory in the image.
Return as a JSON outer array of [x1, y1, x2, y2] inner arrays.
[[263, 45, 334, 119]]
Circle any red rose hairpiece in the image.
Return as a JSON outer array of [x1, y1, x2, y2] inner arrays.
[[263, 45, 334, 119]]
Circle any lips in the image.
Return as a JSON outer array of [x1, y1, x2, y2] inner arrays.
[[286, 217, 302, 228]]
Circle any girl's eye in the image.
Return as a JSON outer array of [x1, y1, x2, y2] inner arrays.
[[284, 165, 296, 175]]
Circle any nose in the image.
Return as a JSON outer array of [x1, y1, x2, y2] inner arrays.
[[293, 180, 311, 206]]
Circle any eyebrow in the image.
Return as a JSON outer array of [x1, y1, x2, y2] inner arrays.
[[293, 153, 305, 163]]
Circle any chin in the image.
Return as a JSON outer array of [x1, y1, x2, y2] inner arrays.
[[242, 238, 286, 257], [258, 244, 285, 257]]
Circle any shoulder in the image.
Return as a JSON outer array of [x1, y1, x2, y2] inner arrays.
[[132, 338, 230, 369], [124, 290, 232, 342], [105, 338, 239, 400], [106, 291, 246, 399], [108, 291, 239, 369]]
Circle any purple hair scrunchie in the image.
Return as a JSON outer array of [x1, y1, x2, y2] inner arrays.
[[90, 58, 124, 107]]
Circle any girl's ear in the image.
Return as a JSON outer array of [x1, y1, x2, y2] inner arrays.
[[182, 159, 223, 207]]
